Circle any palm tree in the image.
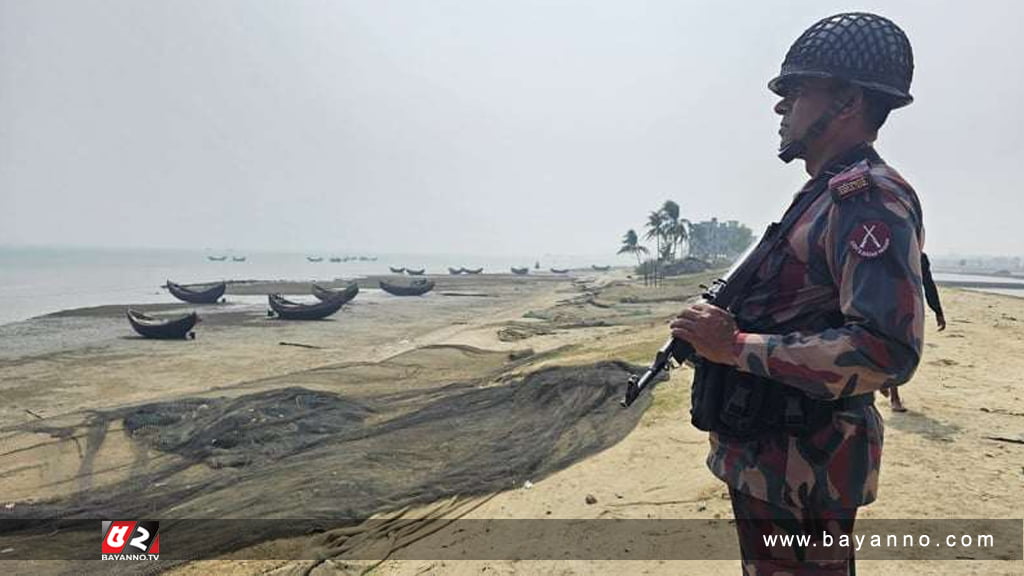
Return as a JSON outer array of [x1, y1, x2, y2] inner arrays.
[[659, 200, 690, 260], [644, 211, 665, 285], [671, 217, 690, 259], [618, 229, 650, 285], [660, 201, 679, 261]]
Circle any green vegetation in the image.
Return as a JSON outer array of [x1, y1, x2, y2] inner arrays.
[[619, 200, 754, 285]]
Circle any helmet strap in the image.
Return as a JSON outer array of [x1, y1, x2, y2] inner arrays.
[[778, 90, 858, 163]]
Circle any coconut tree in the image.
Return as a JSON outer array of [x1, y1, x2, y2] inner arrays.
[[671, 217, 690, 259], [618, 229, 651, 285], [659, 200, 690, 261], [644, 211, 665, 285], [660, 201, 679, 261]]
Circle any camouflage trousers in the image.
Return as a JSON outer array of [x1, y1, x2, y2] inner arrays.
[[729, 488, 858, 576]]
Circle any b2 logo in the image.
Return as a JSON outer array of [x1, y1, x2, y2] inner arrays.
[[101, 521, 160, 559]]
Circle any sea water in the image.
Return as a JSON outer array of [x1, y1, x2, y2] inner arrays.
[[0, 245, 625, 326]]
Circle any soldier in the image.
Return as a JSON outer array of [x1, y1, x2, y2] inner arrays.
[[669, 12, 934, 575]]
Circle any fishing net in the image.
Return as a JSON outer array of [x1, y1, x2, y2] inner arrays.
[[4, 346, 659, 572]]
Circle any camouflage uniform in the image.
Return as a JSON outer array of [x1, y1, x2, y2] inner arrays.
[[730, 487, 857, 576], [709, 143, 924, 509], [708, 142, 924, 574]]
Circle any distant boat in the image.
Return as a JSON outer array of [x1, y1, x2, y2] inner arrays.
[[389, 266, 406, 274], [406, 268, 425, 276], [268, 293, 345, 320], [329, 257, 342, 263], [461, 267, 483, 275], [166, 281, 226, 304], [379, 279, 435, 296], [207, 256, 227, 262], [448, 267, 464, 275], [232, 256, 247, 262], [550, 268, 569, 274], [311, 283, 359, 304], [591, 265, 610, 271], [511, 267, 529, 275], [307, 257, 323, 262], [126, 309, 199, 340]]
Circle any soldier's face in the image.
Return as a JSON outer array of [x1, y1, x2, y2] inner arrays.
[[774, 78, 834, 151]]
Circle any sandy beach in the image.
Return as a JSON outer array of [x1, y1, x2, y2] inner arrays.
[[1, 271, 1022, 575]]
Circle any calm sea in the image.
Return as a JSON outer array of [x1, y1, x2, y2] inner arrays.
[[3, 248, 1019, 328], [0, 246, 626, 326]]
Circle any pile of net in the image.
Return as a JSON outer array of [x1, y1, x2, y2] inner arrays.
[[7, 346, 658, 568]]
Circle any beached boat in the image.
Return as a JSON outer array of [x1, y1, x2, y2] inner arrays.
[[232, 256, 247, 262], [268, 293, 346, 320], [311, 283, 359, 304], [448, 267, 464, 275], [166, 280, 227, 304], [389, 266, 406, 274], [379, 279, 435, 296], [126, 309, 199, 340], [511, 267, 529, 275], [207, 256, 227, 262], [406, 268, 425, 276], [307, 257, 323, 262], [591, 265, 610, 271], [461, 267, 483, 275], [550, 268, 569, 274]]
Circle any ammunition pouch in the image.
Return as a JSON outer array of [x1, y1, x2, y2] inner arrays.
[[690, 359, 873, 440]]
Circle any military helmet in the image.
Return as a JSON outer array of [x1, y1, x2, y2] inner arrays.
[[769, 12, 914, 108]]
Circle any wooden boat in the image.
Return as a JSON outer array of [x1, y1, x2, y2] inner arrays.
[[379, 279, 435, 296], [550, 268, 569, 274], [126, 309, 199, 339], [406, 268, 425, 276], [307, 257, 323, 262], [511, 267, 529, 275], [461, 267, 483, 275], [232, 256, 247, 262], [268, 293, 345, 320], [389, 266, 406, 274], [207, 256, 227, 262], [311, 283, 359, 304], [448, 267, 464, 275], [166, 281, 226, 304], [591, 265, 610, 271]]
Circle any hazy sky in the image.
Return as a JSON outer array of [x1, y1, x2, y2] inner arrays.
[[1, 1, 1021, 257]]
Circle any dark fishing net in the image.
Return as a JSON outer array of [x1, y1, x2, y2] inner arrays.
[[3, 347, 661, 573]]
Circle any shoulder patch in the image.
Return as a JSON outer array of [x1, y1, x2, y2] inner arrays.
[[828, 161, 873, 202]]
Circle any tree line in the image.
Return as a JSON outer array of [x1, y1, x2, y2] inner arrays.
[[618, 200, 754, 285]]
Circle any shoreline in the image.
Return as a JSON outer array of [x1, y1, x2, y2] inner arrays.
[[0, 271, 608, 328], [2, 275, 1022, 575]]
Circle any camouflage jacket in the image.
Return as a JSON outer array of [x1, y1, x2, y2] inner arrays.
[[708, 143, 925, 510]]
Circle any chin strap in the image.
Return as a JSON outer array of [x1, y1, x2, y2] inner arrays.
[[778, 92, 858, 163]]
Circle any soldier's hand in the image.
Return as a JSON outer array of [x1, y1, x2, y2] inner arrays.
[[669, 303, 739, 366]]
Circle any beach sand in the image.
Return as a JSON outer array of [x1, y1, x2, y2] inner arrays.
[[1, 272, 1021, 575]]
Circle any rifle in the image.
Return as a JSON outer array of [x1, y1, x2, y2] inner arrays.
[[620, 281, 721, 407]]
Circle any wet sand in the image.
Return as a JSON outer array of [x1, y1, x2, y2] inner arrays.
[[2, 272, 1021, 575]]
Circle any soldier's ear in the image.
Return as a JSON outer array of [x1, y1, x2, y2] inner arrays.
[[834, 87, 864, 121]]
